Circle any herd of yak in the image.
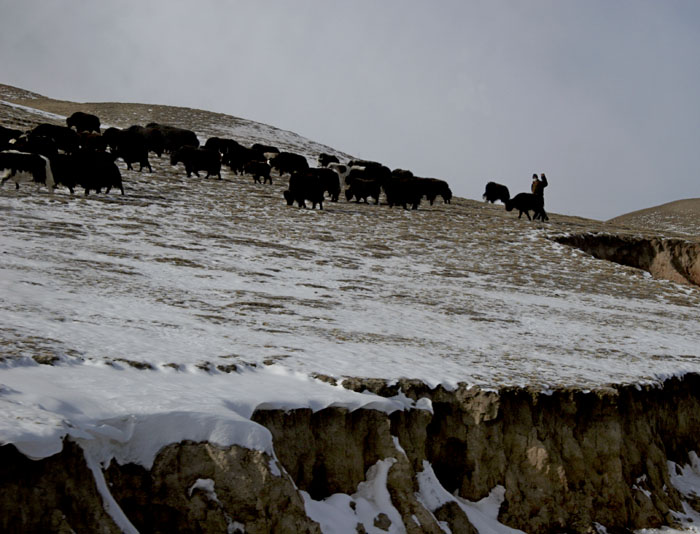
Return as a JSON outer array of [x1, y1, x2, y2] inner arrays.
[[0, 110, 548, 220]]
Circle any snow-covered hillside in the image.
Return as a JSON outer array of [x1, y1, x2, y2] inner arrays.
[[2, 90, 700, 533]]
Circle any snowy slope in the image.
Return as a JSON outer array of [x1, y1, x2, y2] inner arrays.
[[2, 94, 700, 533]]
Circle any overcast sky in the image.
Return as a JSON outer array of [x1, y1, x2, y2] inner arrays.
[[1, 0, 699, 220]]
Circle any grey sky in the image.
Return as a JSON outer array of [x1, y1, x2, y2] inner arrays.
[[1, 0, 699, 220]]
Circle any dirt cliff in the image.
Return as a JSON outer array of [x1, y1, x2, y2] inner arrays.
[[2, 374, 699, 533], [554, 233, 700, 288]]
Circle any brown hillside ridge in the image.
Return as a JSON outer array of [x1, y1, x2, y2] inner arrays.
[[608, 198, 700, 239], [2, 83, 698, 287], [0, 83, 351, 161]]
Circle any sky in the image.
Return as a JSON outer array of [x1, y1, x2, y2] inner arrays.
[[1, 0, 699, 220]]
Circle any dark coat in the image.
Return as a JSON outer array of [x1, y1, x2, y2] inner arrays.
[[170, 147, 221, 179], [66, 112, 101, 133], [147, 123, 199, 152], [285, 170, 325, 209], [31, 124, 80, 154], [244, 160, 272, 184], [74, 150, 124, 196], [505, 192, 548, 221], [483, 181, 510, 204], [318, 153, 339, 167], [383, 176, 422, 210], [106, 128, 152, 172], [269, 151, 309, 176], [418, 177, 452, 205], [224, 146, 265, 174]]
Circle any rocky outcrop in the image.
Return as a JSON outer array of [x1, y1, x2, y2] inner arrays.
[[554, 233, 700, 287], [2, 375, 700, 533], [104, 442, 320, 534], [0, 440, 122, 533]]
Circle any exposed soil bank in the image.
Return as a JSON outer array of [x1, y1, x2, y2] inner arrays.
[[2, 374, 700, 533], [554, 233, 700, 287]]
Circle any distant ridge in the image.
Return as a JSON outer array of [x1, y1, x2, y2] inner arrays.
[[0, 83, 353, 164], [0, 83, 45, 101], [607, 198, 700, 239], [609, 198, 700, 221]]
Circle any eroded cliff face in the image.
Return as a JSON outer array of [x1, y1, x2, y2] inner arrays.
[[2, 375, 700, 533], [0, 440, 122, 534], [104, 442, 320, 534], [554, 233, 700, 287], [255, 375, 700, 533]]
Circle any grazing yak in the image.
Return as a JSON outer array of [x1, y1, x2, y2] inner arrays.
[[317, 153, 339, 167], [284, 169, 325, 209], [344, 164, 391, 204], [11, 133, 58, 159], [0, 125, 23, 150], [48, 153, 78, 193], [383, 175, 422, 210], [483, 181, 510, 204], [78, 132, 107, 152], [345, 174, 382, 204], [244, 160, 272, 184], [302, 167, 340, 201], [420, 177, 452, 205], [47, 151, 123, 195], [0, 150, 54, 191], [126, 125, 166, 157], [205, 137, 243, 158], [66, 111, 101, 133], [147, 123, 199, 153], [391, 168, 414, 179], [30, 124, 80, 154], [170, 147, 221, 179], [268, 151, 309, 177], [505, 192, 548, 221], [347, 159, 386, 170], [251, 143, 280, 157], [103, 128, 152, 172], [224, 146, 265, 175], [76, 151, 124, 196], [102, 127, 123, 152]]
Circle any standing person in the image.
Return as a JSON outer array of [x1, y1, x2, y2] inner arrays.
[[531, 173, 539, 194], [532, 172, 548, 197]]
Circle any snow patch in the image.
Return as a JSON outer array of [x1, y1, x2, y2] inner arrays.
[[638, 452, 700, 533], [303, 458, 405, 534], [415, 461, 526, 534], [0, 363, 416, 466]]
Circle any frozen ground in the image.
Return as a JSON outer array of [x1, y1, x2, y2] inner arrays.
[[1, 100, 698, 387], [1, 90, 700, 532]]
